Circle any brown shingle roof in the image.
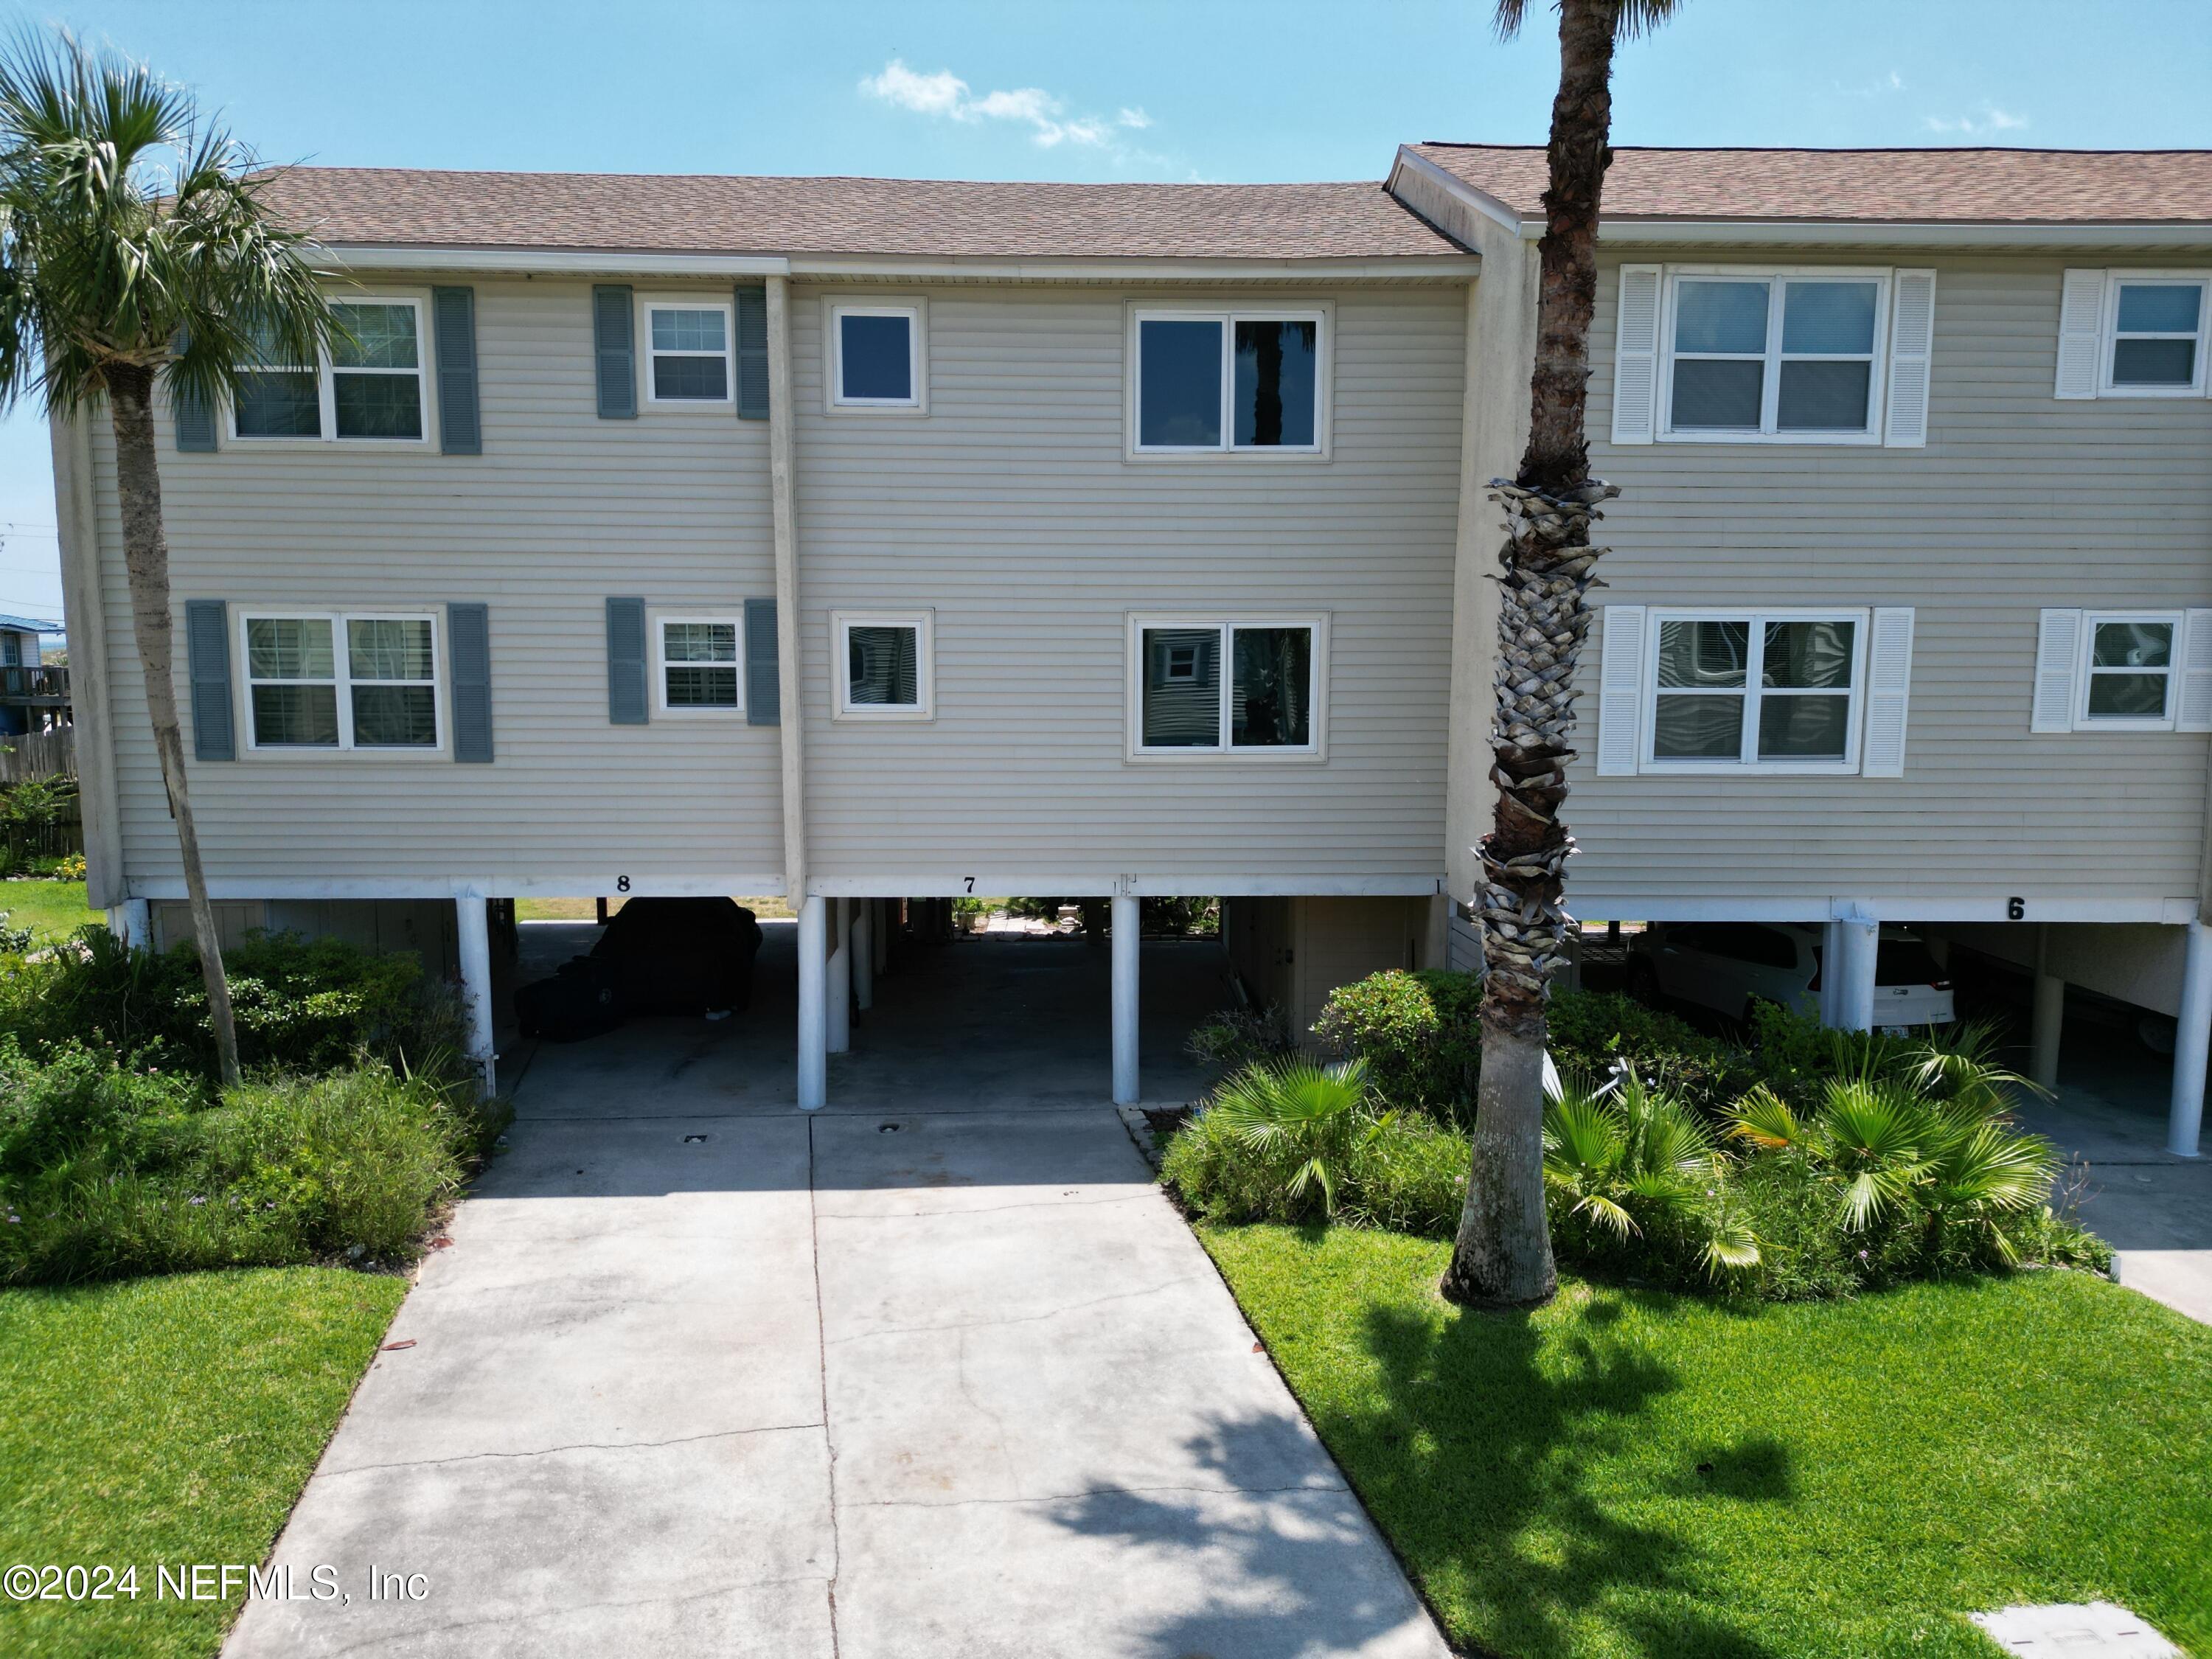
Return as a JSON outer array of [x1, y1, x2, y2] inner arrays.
[[255, 167, 1465, 261], [1410, 144, 2212, 226]]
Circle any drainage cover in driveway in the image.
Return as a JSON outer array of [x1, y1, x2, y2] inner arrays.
[[1972, 1602, 2180, 1656]]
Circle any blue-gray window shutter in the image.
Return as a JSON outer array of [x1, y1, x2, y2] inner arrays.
[[432, 285, 481, 454], [593, 285, 636, 419], [745, 596, 779, 726], [735, 285, 769, 421], [607, 597, 648, 724], [448, 602, 493, 762], [184, 599, 234, 759], [173, 380, 218, 453]]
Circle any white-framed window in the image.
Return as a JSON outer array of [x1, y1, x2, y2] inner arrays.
[[827, 301, 925, 411], [2104, 276, 2209, 397], [232, 296, 431, 443], [653, 613, 745, 713], [1129, 305, 1330, 456], [1643, 609, 1867, 773], [1658, 270, 1891, 443], [2077, 612, 2180, 727], [240, 611, 442, 751], [641, 296, 735, 407], [1127, 616, 1327, 759], [833, 611, 934, 720]]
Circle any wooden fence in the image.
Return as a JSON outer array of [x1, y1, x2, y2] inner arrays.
[[0, 725, 74, 784]]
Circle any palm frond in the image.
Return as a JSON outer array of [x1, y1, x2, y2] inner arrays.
[[1571, 1190, 1640, 1239], [1700, 1222, 1761, 1275], [1902, 1019, 2048, 1113], [1492, 0, 1685, 43], [1726, 1084, 1802, 1151]]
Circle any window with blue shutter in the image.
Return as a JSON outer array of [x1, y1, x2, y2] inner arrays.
[[735, 285, 769, 420], [593, 286, 637, 419], [184, 599, 234, 759], [607, 597, 648, 723], [433, 287, 481, 454], [448, 602, 493, 760], [745, 597, 779, 725]]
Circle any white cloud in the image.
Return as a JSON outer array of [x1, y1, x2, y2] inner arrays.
[[859, 58, 1150, 152], [1924, 103, 2028, 136]]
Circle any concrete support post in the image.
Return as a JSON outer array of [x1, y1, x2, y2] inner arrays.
[[1110, 894, 1140, 1105], [2168, 920, 2212, 1158], [1818, 919, 1842, 1027], [797, 896, 826, 1110], [2028, 924, 2065, 1093], [1834, 913, 1879, 1034], [106, 897, 151, 951], [827, 896, 851, 1054], [852, 897, 874, 1012], [455, 896, 495, 1098]]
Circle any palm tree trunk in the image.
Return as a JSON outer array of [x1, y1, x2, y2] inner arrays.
[[1441, 0, 1624, 1308], [103, 363, 242, 1088]]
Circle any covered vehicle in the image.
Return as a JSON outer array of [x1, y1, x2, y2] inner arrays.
[[591, 897, 764, 1015], [1624, 921, 1952, 1032]]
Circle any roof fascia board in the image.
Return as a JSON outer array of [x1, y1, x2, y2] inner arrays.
[[316, 246, 1480, 282], [1389, 145, 1525, 237], [1601, 219, 2212, 248]]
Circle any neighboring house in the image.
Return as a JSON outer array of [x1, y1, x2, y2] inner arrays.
[[1390, 144, 2212, 1155], [0, 612, 66, 736], [51, 170, 1478, 1104]]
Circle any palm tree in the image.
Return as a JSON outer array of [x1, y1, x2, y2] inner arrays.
[[1441, 0, 1683, 1308], [0, 32, 329, 1085]]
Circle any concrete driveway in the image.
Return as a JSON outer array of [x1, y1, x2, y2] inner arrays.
[[225, 936, 1448, 1658]]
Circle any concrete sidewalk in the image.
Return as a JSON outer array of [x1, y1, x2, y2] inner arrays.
[[226, 1072, 1447, 1655]]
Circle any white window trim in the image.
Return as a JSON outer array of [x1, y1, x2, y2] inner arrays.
[[1125, 302, 1334, 461], [824, 299, 927, 414], [639, 295, 737, 410], [1124, 613, 1330, 762], [2074, 609, 2181, 731], [1656, 267, 1892, 446], [226, 293, 435, 447], [651, 611, 746, 716], [832, 609, 935, 721], [2098, 271, 2212, 399], [1641, 608, 1869, 776], [237, 609, 445, 756]]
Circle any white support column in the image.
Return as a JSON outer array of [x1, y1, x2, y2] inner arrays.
[[1111, 894, 1140, 1106], [2168, 919, 2211, 1158], [852, 897, 874, 1012], [797, 895, 827, 1110], [455, 895, 495, 1098], [1818, 919, 1843, 1027], [2029, 925, 2065, 1093], [1833, 911, 1879, 1034], [106, 897, 151, 950], [827, 895, 851, 1054]]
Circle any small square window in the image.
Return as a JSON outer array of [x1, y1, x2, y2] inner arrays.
[[2108, 280, 2206, 392], [830, 304, 924, 410], [1130, 619, 1324, 757], [834, 612, 933, 719], [655, 616, 743, 712], [643, 302, 734, 406], [2080, 615, 2177, 723]]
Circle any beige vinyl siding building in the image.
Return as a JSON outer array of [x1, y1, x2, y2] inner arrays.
[[55, 167, 1479, 1108], [1391, 143, 2212, 1155]]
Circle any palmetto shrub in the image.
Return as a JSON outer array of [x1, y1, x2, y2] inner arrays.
[[1162, 1055, 1467, 1234], [1312, 970, 1483, 1121]]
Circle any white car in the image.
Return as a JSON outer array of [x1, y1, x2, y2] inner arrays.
[[1624, 921, 1954, 1032]]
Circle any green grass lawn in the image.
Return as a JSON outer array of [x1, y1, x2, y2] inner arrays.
[[0, 880, 100, 948], [0, 1268, 406, 1658], [1202, 1224, 2212, 1659]]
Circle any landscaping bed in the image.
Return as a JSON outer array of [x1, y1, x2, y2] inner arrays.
[[1203, 1222, 2212, 1659], [0, 1266, 407, 1658]]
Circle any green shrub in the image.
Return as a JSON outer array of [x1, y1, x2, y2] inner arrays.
[[1312, 970, 1482, 1119], [0, 927, 469, 1091], [1162, 1055, 1470, 1237], [1547, 988, 1757, 1116], [1186, 1004, 1293, 1074], [0, 1057, 498, 1286]]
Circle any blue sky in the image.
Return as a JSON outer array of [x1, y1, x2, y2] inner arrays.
[[1, 0, 2208, 625]]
